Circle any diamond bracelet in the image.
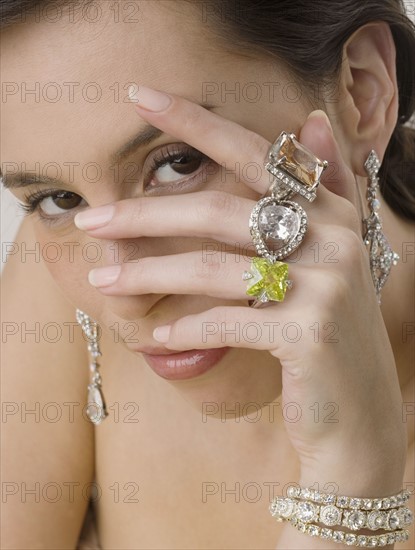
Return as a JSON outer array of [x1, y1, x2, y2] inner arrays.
[[290, 518, 409, 547], [269, 497, 413, 531]]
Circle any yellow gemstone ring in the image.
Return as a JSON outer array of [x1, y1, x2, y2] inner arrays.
[[245, 132, 327, 306], [243, 257, 292, 307]]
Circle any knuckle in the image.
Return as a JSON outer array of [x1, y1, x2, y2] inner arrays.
[[202, 190, 240, 223], [337, 228, 366, 267], [181, 104, 204, 132], [193, 252, 223, 281], [243, 130, 269, 161], [119, 198, 145, 226], [341, 198, 361, 231], [121, 258, 146, 289]]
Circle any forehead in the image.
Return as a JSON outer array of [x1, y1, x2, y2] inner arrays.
[[0, 1, 226, 171]]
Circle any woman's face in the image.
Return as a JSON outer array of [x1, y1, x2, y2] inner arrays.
[[1, 1, 313, 404]]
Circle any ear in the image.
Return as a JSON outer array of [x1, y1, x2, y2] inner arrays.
[[327, 22, 399, 176]]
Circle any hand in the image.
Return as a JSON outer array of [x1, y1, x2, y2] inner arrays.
[[75, 86, 407, 493]]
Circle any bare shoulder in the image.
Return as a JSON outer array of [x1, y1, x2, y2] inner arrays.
[[1, 218, 95, 549]]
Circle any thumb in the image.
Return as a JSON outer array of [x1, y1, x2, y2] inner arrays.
[[299, 110, 357, 205]]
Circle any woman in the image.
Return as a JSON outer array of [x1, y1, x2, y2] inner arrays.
[[1, 0, 414, 548]]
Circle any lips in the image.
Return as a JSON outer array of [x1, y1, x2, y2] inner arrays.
[[139, 347, 230, 380]]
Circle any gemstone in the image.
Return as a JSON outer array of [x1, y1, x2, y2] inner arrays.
[[258, 204, 300, 248], [347, 511, 367, 530], [350, 498, 362, 508], [337, 496, 350, 508], [297, 521, 306, 532], [269, 132, 326, 189], [320, 505, 342, 526], [322, 493, 337, 505], [388, 510, 400, 529], [363, 499, 373, 510], [300, 487, 313, 499], [367, 511, 386, 530], [367, 536, 378, 546], [86, 384, 107, 425], [321, 528, 332, 539], [377, 535, 388, 547], [270, 498, 295, 519], [357, 535, 368, 546], [399, 507, 413, 527], [286, 485, 300, 498], [372, 499, 382, 510], [296, 501, 317, 523], [386, 534, 395, 544], [333, 531, 345, 542], [307, 525, 320, 536], [389, 496, 398, 508], [245, 258, 290, 302], [345, 533, 357, 545]]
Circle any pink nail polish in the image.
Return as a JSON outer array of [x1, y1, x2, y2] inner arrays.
[[128, 84, 172, 112], [89, 265, 121, 287]]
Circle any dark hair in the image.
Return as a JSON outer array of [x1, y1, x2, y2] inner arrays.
[[2, 0, 415, 220]]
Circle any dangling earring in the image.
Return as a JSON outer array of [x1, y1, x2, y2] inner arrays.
[[76, 309, 108, 425], [363, 150, 399, 304]]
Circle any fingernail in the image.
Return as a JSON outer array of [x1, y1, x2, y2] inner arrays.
[[128, 84, 172, 112], [75, 205, 114, 230], [153, 325, 171, 343], [88, 265, 121, 287], [307, 110, 333, 133]]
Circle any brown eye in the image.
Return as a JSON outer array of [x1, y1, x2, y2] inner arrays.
[[53, 191, 83, 210], [170, 155, 203, 175]]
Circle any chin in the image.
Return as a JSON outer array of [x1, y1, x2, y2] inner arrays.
[[158, 347, 282, 420]]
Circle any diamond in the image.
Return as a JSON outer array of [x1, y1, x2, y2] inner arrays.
[[322, 493, 337, 505], [350, 498, 362, 509], [386, 533, 395, 544], [296, 501, 317, 523], [268, 132, 327, 189], [367, 511, 386, 530], [357, 535, 368, 546], [333, 531, 345, 542], [345, 533, 357, 545], [387, 509, 400, 529], [367, 536, 378, 547], [321, 528, 332, 539], [307, 525, 320, 536], [270, 497, 295, 519], [320, 505, 342, 527], [377, 535, 388, 547], [382, 498, 391, 509], [337, 496, 350, 508], [347, 511, 366, 531], [86, 384, 107, 425], [258, 204, 300, 248], [389, 496, 398, 508], [398, 507, 413, 527], [245, 258, 290, 302], [363, 499, 373, 510], [286, 485, 300, 498], [372, 499, 382, 510]]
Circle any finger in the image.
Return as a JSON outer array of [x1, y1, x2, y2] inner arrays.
[[75, 187, 361, 243], [87, 250, 298, 299], [300, 110, 358, 205], [75, 191, 254, 246], [129, 85, 274, 195]]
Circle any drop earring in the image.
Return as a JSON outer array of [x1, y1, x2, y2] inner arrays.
[[76, 309, 108, 425], [363, 150, 399, 304]]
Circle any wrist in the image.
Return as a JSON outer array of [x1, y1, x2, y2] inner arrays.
[[299, 461, 405, 498]]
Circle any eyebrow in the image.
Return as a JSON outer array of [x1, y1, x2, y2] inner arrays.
[[0, 102, 218, 190]]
